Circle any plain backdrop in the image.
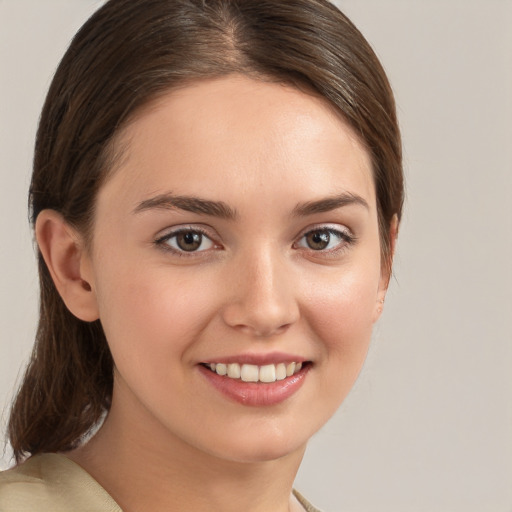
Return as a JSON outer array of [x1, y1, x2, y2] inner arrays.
[[1, 1, 511, 511]]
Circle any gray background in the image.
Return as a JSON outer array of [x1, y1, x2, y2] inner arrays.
[[1, 1, 511, 511]]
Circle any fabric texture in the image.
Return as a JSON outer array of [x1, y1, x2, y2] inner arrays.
[[292, 489, 323, 512], [0, 453, 121, 511], [0, 453, 322, 511]]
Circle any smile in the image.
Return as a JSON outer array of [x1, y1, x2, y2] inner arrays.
[[199, 360, 310, 406], [204, 362, 303, 383]]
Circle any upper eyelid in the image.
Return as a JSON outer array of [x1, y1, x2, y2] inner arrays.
[[293, 225, 356, 253], [296, 223, 354, 239], [155, 224, 217, 240], [154, 226, 220, 257]]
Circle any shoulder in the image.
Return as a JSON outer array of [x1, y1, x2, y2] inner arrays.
[[0, 453, 121, 511]]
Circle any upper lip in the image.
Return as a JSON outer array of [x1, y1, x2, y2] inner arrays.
[[200, 352, 309, 366]]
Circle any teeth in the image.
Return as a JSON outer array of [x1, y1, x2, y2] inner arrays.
[[227, 363, 241, 379], [216, 363, 227, 376], [276, 363, 287, 381], [241, 364, 259, 382], [259, 364, 276, 383], [211, 361, 304, 383]]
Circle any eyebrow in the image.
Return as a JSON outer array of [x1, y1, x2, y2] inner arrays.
[[292, 192, 369, 216], [133, 193, 237, 219], [134, 191, 368, 219]]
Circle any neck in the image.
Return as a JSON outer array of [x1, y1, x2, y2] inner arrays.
[[68, 392, 306, 512]]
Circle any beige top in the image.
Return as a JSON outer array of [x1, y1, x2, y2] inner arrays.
[[0, 453, 322, 512]]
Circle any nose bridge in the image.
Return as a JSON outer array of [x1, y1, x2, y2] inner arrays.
[[221, 241, 299, 337]]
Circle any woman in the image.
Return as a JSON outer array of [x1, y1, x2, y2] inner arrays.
[[0, 0, 403, 510]]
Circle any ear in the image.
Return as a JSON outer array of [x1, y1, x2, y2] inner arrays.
[[374, 214, 399, 321], [35, 209, 99, 322]]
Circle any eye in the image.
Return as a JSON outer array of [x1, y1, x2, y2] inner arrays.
[[295, 227, 354, 252], [156, 228, 215, 253]]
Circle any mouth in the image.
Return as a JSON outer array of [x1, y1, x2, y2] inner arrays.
[[200, 361, 307, 383], [198, 359, 312, 406]]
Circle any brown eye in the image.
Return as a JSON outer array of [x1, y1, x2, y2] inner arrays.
[[159, 229, 215, 253], [176, 231, 203, 251], [305, 230, 331, 250], [295, 227, 353, 253]]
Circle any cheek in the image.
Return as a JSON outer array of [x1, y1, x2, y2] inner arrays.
[[92, 254, 223, 365], [304, 263, 380, 370], [91, 263, 221, 413]]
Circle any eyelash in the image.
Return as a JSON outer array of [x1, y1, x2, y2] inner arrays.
[[154, 225, 356, 257], [294, 226, 356, 256], [154, 227, 217, 256]]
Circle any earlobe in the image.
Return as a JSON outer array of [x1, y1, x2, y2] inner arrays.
[[35, 209, 99, 322]]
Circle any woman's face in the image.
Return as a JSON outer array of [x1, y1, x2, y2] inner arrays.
[[84, 75, 387, 463]]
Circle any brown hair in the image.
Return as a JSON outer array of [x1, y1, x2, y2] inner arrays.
[[8, 0, 403, 462]]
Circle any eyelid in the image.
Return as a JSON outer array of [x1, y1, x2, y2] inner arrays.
[[155, 224, 213, 239], [293, 224, 356, 253], [154, 224, 221, 255], [296, 223, 354, 239]]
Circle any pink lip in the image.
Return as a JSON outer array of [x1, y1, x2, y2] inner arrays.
[[198, 363, 310, 407]]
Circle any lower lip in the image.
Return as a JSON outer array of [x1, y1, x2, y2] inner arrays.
[[198, 364, 310, 406]]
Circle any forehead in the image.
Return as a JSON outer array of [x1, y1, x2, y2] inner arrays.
[[100, 75, 375, 212]]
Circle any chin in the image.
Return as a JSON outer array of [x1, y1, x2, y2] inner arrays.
[[194, 420, 313, 465], [211, 441, 306, 465]]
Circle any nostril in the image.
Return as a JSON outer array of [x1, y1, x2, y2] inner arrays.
[[221, 298, 299, 338], [229, 321, 293, 339], [254, 322, 292, 338]]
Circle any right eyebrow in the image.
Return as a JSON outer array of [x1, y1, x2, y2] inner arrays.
[[132, 193, 237, 220]]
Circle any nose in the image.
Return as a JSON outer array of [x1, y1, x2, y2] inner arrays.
[[220, 246, 300, 338]]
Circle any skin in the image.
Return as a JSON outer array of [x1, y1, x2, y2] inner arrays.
[[37, 75, 394, 512]]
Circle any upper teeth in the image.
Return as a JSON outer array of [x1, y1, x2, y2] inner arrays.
[[209, 362, 303, 383]]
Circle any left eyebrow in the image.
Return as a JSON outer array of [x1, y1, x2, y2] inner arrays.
[[292, 192, 369, 217]]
